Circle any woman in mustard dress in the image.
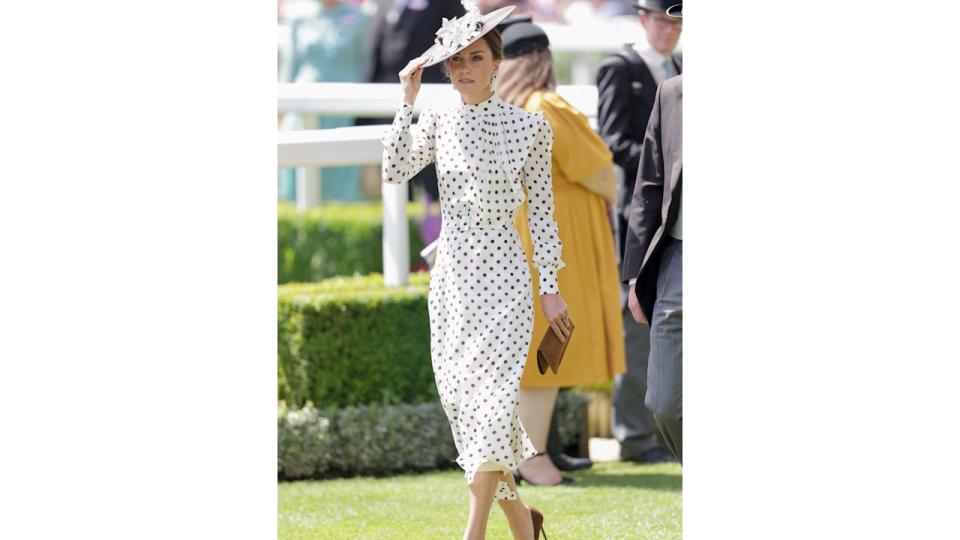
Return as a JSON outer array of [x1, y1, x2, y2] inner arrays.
[[497, 18, 626, 486]]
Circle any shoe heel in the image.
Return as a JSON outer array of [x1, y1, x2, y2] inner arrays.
[[529, 506, 546, 539]]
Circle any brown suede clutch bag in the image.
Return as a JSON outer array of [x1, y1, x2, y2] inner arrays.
[[536, 319, 574, 375]]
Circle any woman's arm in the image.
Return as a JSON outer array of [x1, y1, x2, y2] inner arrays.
[[380, 56, 435, 184], [578, 163, 617, 204], [523, 116, 571, 340], [380, 105, 437, 185], [537, 93, 616, 204], [522, 116, 563, 294]]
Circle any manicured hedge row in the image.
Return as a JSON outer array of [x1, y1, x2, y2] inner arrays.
[[278, 202, 427, 284], [278, 273, 435, 408], [277, 271, 593, 479], [278, 392, 590, 480], [278, 400, 455, 480]]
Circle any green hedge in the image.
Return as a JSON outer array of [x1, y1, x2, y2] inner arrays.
[[278, 202, 427, 284], [278, 400, 454, 479], [277, 271, 593, 479], [555, 389, 590, 451], [278, 392, 590, 480], [278, 273, 434, 408]]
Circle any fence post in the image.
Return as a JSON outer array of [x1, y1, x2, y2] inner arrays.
[[295, 167, 322, 211], [382, 181, 409, 286], [294, 112, 322, 210]]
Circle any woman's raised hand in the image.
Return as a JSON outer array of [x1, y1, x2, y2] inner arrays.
[[399, 56, 428, 105]]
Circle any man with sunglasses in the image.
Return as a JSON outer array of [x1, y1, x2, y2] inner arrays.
[[597, 0, 682, 465]]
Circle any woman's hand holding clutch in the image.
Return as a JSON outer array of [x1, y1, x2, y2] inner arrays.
[[540, 293, 572, 342]]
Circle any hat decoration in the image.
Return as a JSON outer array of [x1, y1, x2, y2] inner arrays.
[[434, 1, 483, 55], [418, 2, 516, 67]]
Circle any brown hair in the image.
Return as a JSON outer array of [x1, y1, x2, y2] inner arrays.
[[442, 29, 503, 79], [481, 29, 503, 60], [494, 47, 557, 108]]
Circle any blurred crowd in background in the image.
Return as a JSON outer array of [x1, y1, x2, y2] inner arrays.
[[277, 0, 661, 205], [279, 0, 638, 29]]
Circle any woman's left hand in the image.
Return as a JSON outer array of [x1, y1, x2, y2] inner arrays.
[[540, 293, 572, 342]]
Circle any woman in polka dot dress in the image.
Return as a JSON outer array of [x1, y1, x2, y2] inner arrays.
[[380, 4, 570, 539]]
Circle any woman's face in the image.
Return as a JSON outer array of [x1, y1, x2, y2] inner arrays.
[[446, 39, 500, 99]]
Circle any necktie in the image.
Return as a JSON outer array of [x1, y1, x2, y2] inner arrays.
[[662, 59, 674, 79]]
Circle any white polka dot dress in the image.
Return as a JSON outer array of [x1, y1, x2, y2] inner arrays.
[[381, 94, 564, 500]]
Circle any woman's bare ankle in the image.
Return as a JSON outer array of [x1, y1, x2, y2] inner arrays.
[[497, 500, 533, 540]]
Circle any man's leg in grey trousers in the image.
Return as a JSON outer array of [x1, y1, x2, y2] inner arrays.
[[612, 299, 662, 459], [646, 239, 683, 462]]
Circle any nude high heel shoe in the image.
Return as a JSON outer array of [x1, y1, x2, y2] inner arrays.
[[528, 505, 548, 539]]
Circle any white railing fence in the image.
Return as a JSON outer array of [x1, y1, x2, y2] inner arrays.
[[278, 82, 601, 286], [277, 83, 598, 167]]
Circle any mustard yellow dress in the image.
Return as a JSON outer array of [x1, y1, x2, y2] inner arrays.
[[515, 91, 626, 388]]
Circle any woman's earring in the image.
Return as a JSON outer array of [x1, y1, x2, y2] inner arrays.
[[492, 73, 498, 85]]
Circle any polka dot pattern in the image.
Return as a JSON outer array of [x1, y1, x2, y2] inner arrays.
[[381, 94, 564, 500]]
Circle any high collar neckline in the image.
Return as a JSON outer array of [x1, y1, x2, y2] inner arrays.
[[460, 93, 499, 113]]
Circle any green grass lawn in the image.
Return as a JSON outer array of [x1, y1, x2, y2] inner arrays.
[[279, 461, 681, 539]]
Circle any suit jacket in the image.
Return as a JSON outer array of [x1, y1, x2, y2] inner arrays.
[[596, 45, 682, 230], [365, 0, 465, 84], [621, 75, 682, 322]]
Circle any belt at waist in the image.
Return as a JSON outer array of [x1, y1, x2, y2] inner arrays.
[[441, 215, 515, 235]]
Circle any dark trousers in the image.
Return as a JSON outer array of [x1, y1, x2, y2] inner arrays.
[[647, 238, 682, 462], [612, 296, 662, 459]]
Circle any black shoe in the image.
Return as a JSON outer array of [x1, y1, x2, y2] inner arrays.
[[550, 452, 593, 472], [622, 446, 679, 463]]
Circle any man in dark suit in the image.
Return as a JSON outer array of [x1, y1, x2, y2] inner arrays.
[[597, 0, 682, 256], [597, 0, 682, 464], [622, 70, 683, 461], [362, 0, 466, 201]]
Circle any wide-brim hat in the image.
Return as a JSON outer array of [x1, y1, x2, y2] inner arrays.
[[417, 4, 516, 67], [666, 3, 682, 18], [632, 0, 675, 13]]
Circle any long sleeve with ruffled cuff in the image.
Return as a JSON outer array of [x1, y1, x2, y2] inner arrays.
[[522, 117, 564, 295], [380, 103, 437, 184]]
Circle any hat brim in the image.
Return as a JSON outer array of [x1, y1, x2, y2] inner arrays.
[[417, 6, 516, 68], [633, 2, 663, 12], [633, 1, 676, 13], [666, 4, 682, 18]]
